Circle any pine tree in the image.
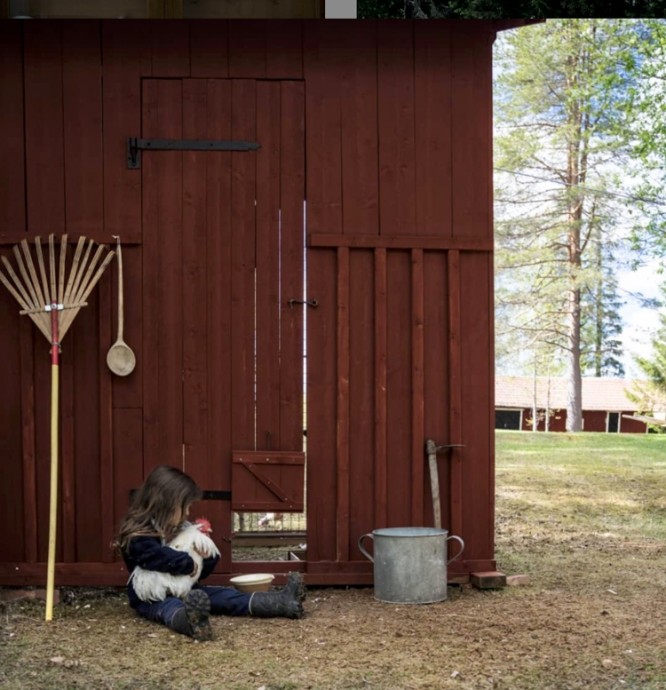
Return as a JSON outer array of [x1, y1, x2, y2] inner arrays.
[[580, 220, 625, 378], [494, 20, 645, 430]]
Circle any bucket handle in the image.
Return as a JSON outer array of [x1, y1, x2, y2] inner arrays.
[[446, 535, 465, 565], [359, 532, 464, 565], [358, 533, 374, 563]]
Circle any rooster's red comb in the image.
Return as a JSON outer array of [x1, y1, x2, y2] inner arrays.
[[194, 517, 213, 534]]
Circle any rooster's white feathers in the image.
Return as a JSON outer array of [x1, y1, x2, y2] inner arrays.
[[128, 519, 220, 602]]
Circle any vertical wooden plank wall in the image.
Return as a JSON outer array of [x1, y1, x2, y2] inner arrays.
[[0, 18, 499, 583], [305, 19, 497, 578], [0, 21, 28, 562]]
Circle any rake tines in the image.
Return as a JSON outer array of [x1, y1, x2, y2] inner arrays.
[[0, 234, 115, 344]]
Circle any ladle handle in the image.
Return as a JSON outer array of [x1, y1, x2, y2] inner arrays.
[[115, 236, 124, 341]]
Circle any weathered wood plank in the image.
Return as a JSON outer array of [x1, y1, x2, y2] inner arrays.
[[266, 20, 303, 79], [67, 295, 103, 563], [336, 247, 350, 560], [62, 22, 104, 236], [112, 408, 143, 545], [102, 21, 146, 243], [0, 279, 24, 560], [448, 250, 463, 537], [451, 21, 493, 239], [20, 320, 37, 562], [24, 22, 65, 235], [0, 21, 26, 238], [190, 20, 229, 78], [156, 80, 184, 470], [306, 248, 337, 562], [373, 248, 388, 529], [460, 251, 494, 559], [228, 20, 266, 78], [303, 21, 342, 234], [141, 79, 184, 472], [411, 249, 425, 524], [377, 22, 416, 238], [150, 19, 190, 77], [386, 250, 412, 525], [423, 250, 449, 529], [339, 20, 379, 236], [279, 81, 306, 451], [255, 80, 281, 451], [182, 79, 209, 478], [97, 272, 114, 563], [205, 78, 233, 569], [230, 80, 257, 450], [349, 249, 375, 554], [414, 21, 452, 237]]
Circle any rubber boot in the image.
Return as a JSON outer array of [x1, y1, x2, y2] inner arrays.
[[248, 572, 306, 619], [169, 589, 213, 641]]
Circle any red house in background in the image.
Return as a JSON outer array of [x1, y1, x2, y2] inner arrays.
[[495, 376, 656, 433], [0, 17, 534, 588]]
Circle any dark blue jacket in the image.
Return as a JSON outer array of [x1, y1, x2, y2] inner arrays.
[[122, 535, 220, 608]]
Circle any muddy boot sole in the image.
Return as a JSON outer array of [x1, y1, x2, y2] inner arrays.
[[286, 572, 306, 603], [184, 589, 213, 641]]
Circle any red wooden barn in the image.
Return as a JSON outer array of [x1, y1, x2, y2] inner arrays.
[[0, 17, 531, 588]]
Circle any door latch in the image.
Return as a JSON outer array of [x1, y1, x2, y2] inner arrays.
[[288, 298, 319, 308]]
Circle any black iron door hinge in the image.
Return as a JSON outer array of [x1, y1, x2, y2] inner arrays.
[[127, 137, 261, 169]]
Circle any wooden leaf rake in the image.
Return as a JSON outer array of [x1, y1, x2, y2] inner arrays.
[[0, 234, 115, 621]]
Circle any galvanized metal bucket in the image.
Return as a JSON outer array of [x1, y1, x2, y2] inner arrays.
[[358, 527, 465, 604]]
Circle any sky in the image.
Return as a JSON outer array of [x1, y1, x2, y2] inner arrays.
[[617, 259, 663, 378]]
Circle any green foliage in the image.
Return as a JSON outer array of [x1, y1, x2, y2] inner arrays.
[[624, 20, 666, 258], [631, 287, 666, 417], [580, 226, 625, 377], [359, 0, 666, 18], [357, 0, 404, 17]]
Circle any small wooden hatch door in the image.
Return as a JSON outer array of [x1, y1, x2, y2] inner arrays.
[[231, 451, 305, 512]]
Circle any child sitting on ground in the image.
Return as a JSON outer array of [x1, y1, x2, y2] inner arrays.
[[114, 464, 305, 640]]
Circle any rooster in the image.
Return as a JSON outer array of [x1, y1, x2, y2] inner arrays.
[[258, 512, 284, 529], [128, 518, 220, 603]]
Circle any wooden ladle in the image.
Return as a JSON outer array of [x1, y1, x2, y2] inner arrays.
[[106, 236, 136, 376]]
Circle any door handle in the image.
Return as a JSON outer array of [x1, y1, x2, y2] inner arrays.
[[287, 298, 319, 308]]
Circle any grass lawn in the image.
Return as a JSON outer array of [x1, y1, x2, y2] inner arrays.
[[495, 431, 666, 585]]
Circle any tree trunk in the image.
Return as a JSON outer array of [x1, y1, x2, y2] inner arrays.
[[566, 284, 583, 431], [565, 53, 584, 433]]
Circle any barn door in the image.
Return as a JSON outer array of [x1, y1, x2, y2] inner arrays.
[[141, 79, 305, 570]]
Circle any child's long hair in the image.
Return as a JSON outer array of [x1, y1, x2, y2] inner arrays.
[[114, 465, 203, 552]]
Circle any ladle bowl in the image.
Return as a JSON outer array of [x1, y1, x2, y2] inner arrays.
[[106, 237, 136, 377]]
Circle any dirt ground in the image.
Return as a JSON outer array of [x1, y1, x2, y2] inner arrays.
[[2, 433, 666, 690], [2, 541, 664, 690]]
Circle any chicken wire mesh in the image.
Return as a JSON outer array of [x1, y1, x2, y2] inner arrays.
[[232, 511, 306, 533]]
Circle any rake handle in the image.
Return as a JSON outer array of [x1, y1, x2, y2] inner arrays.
[[45, 305, 60, 622]]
